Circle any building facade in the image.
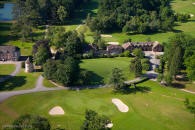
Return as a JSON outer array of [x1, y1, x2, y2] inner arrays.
[[0, 46, 20, 61], [122, 41, 163, 52]]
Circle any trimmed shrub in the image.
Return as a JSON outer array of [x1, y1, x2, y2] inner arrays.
[[123, 50, 131, 57], [119, 53, 125, 57], [21, 61, 25, 68], [142, 63, 150, 71], [157, 74, 164, 82]]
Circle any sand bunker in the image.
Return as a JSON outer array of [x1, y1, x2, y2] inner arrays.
[[190, 14, 194, 17], [106, 123, 113, 128], [101, 34, 112, 37], [49, 106, 65, 115], [192, 2, 195, 5], [107, 42, 119, 45], [112, 98, 129, 112]]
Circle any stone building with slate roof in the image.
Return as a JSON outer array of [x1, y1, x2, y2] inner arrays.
[[122, 41, 163, 52], [0, 46, 20, 61]]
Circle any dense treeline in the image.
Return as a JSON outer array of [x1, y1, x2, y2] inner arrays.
[[11, 0, 90, 41], [87, 0, 188, 33], [161, 33, 195, 84], [13, 0, 89, 25]]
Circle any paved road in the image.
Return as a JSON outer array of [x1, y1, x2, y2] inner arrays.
[[0, 76, 66, 102], [0, 73, 151, 103], [0, 75, 107, 102], [0, 62, 21, 82]]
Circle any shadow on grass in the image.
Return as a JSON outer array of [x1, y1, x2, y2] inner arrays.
[[0, 22, 12, 45], [85, 70, 104, 85], [0, 76, 27, 91], [114, 86, 151, 95], [171, 82, 185, 89], [65, 0, 98, 25]]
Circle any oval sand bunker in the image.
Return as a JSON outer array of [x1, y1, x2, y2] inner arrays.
[[106, 123, 113, 128], [49, 106, 65, 115], [112, 98, 129, 112]]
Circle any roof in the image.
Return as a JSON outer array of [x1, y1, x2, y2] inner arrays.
[[107, 45, 123, 50], [0, 46, 20, 53], [152, 41, 160, 49], [25, 57, 31, 64], [122, 42, 155, 49]]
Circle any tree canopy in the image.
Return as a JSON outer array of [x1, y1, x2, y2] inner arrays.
[[88, 0, 176, 33], [130, 57, 142, 77], [12, 114, 50, 130], [164, 33, 195, 83], [109, 67, 126, 91], [81, 109, 111, 130]]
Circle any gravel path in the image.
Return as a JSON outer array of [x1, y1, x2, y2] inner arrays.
[[180, 89, 195, 94], [0, 62, 21, 82]]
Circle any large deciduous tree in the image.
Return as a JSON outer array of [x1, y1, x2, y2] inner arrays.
[[130, 57, 142, 77], [56, 57, 79, 86], [132, 48, 144, 59], [81, 109, 111, 130], [35, 45, 51, 65], [109, 68, 126, 91], [12, 114, 50, 130], [57, 6, 68, 24]]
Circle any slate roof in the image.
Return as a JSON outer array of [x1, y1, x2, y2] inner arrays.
[[122, 42, 155, 49], [0, 46, 20, 53]]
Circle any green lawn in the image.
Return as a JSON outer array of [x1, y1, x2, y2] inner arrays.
[[185, 83, 195, 92], [0, 64, 15, 77], [0, 69, 41, 91], [43, 78, 57, 88], [0, 80, 194, 130], [80, 57, 135, 84]]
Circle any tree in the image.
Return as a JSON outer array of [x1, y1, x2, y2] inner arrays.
[[57, 6, 68, 24], [123, 50, 131, 57], [43, 59, 58, 81], [64, 31, 83, 56], [12, 114, 50, 130], [93, 31, 101, 44], [97, 39, 106, 50], [81, 109, 111, 130], [11, 17, 33, 41], [86, 13, 91, 26], [132, 48, 144, 59], [185, 53, 195, 81], [56, 57, 79, 86], [164, 73, 173, 85], [130, 57, 142, 77], [50, 27, 67, 49], [56, 63, 72, 86], [88, 0, 175, 33], [35, 45, 51, 65], [109, 68, 126, 91]]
